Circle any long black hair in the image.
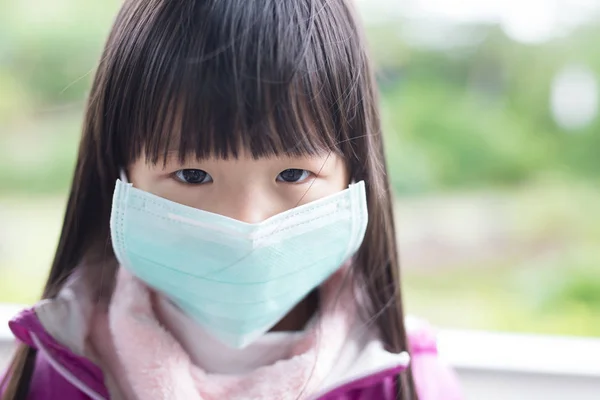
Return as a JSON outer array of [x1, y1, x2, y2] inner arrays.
[[2, 0, 416, 398]]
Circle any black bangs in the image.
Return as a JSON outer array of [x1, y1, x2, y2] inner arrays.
[[100, 0, 366, 166]]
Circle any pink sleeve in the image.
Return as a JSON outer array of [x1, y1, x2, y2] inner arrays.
[[408, 318, 463, 400]]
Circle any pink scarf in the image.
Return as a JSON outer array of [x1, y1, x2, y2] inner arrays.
[[94, 266, 356, 400]]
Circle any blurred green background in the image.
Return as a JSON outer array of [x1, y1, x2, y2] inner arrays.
[[0, 0, 599, 337]]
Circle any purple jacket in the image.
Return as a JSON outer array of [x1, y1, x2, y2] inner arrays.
[[2, 308, 462, 399]]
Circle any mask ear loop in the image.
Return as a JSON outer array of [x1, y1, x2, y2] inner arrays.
[[120, 169, 129, 183]]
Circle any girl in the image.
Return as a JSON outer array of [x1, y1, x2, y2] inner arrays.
[[1, 0, 462, 399]]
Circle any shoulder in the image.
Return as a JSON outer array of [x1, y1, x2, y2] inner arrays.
[[406, 316, 463, 400], [30, 349, 93, 400], [318, 317, 463, 400], [318, 372, 399, 400], [6, 307, 108, 400], [0, 349, 90, 400]]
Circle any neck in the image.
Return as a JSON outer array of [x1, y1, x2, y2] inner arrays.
[[270, 289, 319, 332]]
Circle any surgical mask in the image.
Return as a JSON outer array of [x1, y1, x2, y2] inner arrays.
[[109, 178, 368, 349]]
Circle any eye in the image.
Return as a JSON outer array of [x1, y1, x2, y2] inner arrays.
[[276, 169, 312, 183], [173, 169, 213, 184]]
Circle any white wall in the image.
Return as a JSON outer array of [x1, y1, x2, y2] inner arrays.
[[458, 369, 600, 400], [0, 340, 14, 371]]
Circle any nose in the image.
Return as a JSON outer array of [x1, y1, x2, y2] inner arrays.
[[217, 190, 277, 224]]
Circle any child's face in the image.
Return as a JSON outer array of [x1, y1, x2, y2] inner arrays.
[[128, 150, 349, 222]]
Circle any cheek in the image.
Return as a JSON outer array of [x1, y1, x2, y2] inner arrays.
[[127, 161, 190, 204], [326, 155, 350, 187], [337, 165, 351, 188], [296, 168, 350, 206], [127, 160, 154, 190], [326, 161, 350, 192], [146, 180, 210, 210]]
